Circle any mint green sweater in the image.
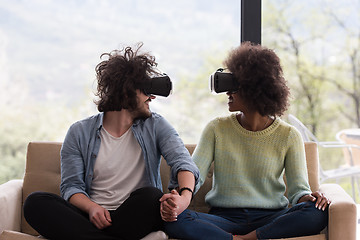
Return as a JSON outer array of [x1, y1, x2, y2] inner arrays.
[[193, 114, 311, 209]]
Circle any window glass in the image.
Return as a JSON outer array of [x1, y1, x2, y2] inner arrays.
[[263, 0, 360, 195], [0, 0, 240, 183], [263, 0, 359, 136]]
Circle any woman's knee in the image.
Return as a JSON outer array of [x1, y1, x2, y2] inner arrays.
[[163, 210, 192, 235], [302, 201, 329, 231]]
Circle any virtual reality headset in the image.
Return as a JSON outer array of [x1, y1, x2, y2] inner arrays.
[[137, 74, 172, 97], [209, 68, 239, 94]]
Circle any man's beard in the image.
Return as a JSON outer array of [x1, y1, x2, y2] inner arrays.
[[131, 106, 152, 120]]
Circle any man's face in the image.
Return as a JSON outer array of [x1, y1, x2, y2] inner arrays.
[[131, 89, 156, 119]]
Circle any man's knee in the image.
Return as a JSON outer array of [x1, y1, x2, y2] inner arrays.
[[24, 192, 50, 223], [131, 186, 163, 201], [25, 192, 49, 209], [24, 192, 59, 218]]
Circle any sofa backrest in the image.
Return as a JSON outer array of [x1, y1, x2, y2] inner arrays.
[[22, 142, 62, 235], [21, 141, 319, 235]]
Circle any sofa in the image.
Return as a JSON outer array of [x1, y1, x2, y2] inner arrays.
[[0, 141, 357, 240]]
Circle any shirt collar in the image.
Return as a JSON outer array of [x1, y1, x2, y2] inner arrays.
[[97, 112, 104, 131], [96, 111, 151, 129]]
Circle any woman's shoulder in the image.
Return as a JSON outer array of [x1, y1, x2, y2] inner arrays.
[[276, 118, 304, 144], [206, 114, 234, 128], [276, 117, 299, 132]]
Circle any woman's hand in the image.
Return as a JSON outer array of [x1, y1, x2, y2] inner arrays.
[[159, 189, 191, 222], [298, 191, 331, 211]]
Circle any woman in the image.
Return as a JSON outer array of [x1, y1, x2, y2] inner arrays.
[[161, 42, 329, 240]]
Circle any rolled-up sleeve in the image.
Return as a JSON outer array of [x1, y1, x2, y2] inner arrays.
[[156, 117, 199, 189]]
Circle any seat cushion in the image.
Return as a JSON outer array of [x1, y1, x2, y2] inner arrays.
[[0, 230, 168, 240], [0, 230, 43, 240]]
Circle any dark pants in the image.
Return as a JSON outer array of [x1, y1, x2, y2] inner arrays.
[[23, 187, 164, 240]]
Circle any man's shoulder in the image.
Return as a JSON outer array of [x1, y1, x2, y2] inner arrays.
[[135, 112, 176, 135], [149, 112, 163, 120], [137, 112, 165, 125], [70, 113, 102, 130]]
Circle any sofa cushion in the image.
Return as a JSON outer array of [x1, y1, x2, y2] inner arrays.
[[0, 230, 168, 240], [22, 142, 62, 235], [0, 230, 43, 240]]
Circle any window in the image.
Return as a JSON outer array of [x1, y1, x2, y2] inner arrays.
[[263, 0, 360, 196], [0, 0, 240, 183]]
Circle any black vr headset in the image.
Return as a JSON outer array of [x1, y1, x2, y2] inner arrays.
[[137, 74, 172, 97], [209, 68, 239, 94]]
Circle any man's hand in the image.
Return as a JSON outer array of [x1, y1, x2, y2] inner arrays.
[[159, 189, 191, 222], [88, 204, 112, 229], [298, 191, 331, 211], [69, 193, 112, 229]]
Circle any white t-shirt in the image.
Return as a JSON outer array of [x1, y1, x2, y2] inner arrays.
[[90, 127, 149, 210]]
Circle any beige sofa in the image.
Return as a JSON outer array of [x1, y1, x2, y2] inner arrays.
[[0, 142, 357, 240]]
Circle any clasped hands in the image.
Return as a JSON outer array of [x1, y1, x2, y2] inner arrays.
[[86, 189, 191, 228], [159, 189, 192, 222]]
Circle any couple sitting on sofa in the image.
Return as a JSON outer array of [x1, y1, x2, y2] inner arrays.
[[23, 42, 329, 240]]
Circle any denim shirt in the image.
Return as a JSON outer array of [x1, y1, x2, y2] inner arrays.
[[60, 112, 199, 201]]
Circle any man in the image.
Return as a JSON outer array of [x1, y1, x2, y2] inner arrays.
[[24, 43, 199, 240]]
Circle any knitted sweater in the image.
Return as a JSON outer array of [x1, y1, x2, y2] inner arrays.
[[193, 114, 311, 209]]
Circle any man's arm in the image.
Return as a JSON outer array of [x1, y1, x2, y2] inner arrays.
[[69, 193, 112, 229], [60, 123, 90, 200], [154, 115, 199, 189], [159, 170, 195, 222]]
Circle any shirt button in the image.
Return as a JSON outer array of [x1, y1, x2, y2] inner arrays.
[[92, 154, 97, 158]]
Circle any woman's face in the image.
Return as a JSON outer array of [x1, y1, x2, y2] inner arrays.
[[226, 91, 246, 112]]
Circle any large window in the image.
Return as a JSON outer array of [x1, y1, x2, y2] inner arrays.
[[263, 0, 360, 198], [0, 0, 240, 183]]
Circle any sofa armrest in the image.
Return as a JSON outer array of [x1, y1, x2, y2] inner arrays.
[[319, 183, 357, 240], [0, 180, 23, 233]]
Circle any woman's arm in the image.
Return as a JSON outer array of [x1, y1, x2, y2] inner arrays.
[[284, 129, 312, 204], [192, 121, 216, 192]]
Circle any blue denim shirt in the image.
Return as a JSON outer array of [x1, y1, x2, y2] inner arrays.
[[60, 112, 199, 201]]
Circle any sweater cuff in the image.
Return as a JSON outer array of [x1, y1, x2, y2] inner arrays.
[[293, 191, 311, 205]]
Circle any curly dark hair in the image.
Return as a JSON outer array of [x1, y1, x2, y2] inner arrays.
[[224, 41, 290, 117], [94, 43, 159, 112]]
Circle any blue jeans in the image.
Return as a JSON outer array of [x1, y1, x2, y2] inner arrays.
[[164, 201, 328, 240]]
